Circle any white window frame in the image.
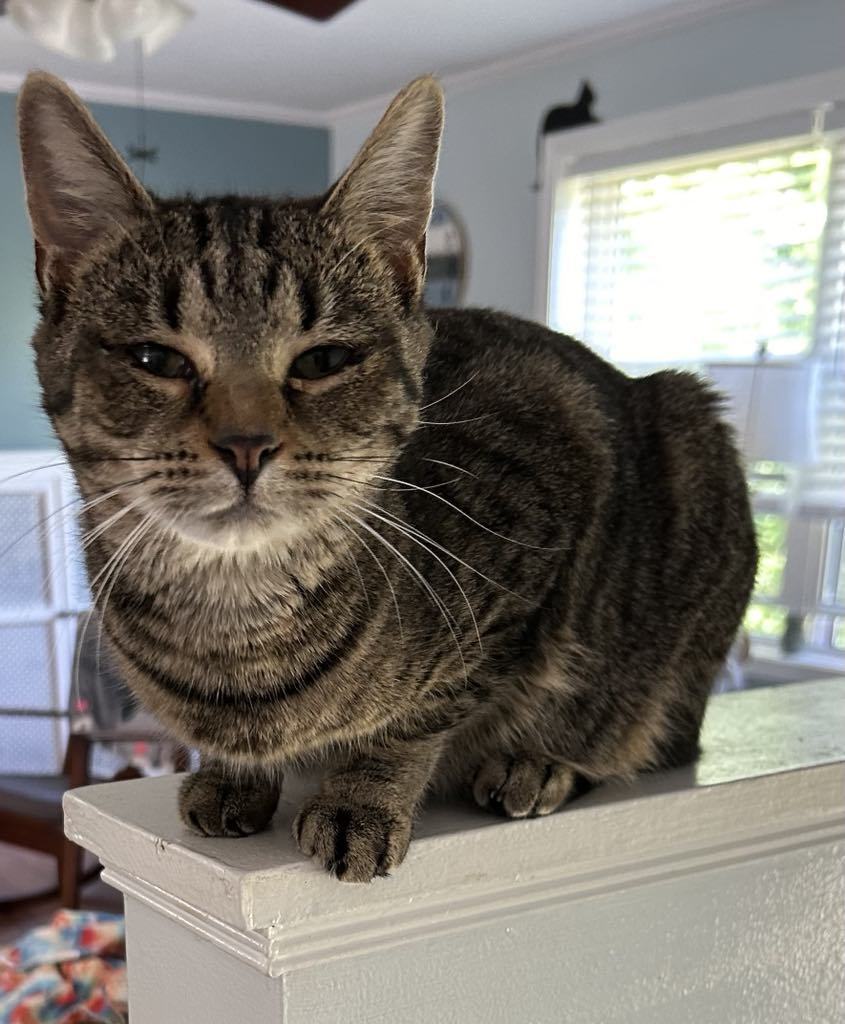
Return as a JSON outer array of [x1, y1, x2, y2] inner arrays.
[[535, 69, 845, 674], [535, 68, 845, 324]]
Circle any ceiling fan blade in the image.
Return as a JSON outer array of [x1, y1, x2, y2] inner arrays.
[[256, 0, 358, 21]]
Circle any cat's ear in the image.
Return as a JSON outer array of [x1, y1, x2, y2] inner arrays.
[[17, 72, 153, 294], [322, 76, 444, 300]]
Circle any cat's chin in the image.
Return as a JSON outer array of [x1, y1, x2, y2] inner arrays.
[[169, 503, 307, 554]]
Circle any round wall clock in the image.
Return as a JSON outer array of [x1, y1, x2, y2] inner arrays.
[[424, 201, 468, 308]]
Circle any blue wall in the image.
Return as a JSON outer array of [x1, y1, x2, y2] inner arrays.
[[0, 95, 329, 449]]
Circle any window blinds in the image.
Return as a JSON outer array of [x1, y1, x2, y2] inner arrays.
[[803, 134, 845, 512], [549, 132, 845, 514]]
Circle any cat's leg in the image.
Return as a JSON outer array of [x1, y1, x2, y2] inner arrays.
[[179, 763, 281, 838], [293, 737, 442, 882], [470, 675, 707, 820], [472, 753, 580, 819]]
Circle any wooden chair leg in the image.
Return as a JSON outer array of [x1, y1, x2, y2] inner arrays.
[[64, 733, 92, 788], [58, 837, 83, 909]]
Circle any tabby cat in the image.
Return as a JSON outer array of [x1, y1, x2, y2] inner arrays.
[[17, 72, 757, 881]]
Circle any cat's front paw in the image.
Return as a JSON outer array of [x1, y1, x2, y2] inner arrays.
[[473, 754, 575, 818], [293, 796, 412, 882], [179, 768, 280, 838]]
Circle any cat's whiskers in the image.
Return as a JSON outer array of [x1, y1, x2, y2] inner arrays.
[[316, 457, 395, 468], [70, 501, 153, 716], [349, 501, 482, 652], [310, 467, 456, 505], [294, 468, 453, 495], [34, 476, 161, 602], [356, 497, 527, 603], [0, 461, 70, 486], [371, 474, 562, 552], [418, 370, 479, 411], [80, 455, 174, 464], [297, 454, 480, 494], [384, 476, 460, 492], [330, 513, 403, 639], [92, 514, 158, 686], [296, 449, 394, 465], [343, 531, 373, 615], [78, 499, 144, 553], [308, 452, 479, 483], [422, 457, 478, 479], [299, 469, 520, 603], [324, 513, 371, 613], [418, 414, 491, 427], [337, 508, 468, 681], [67, 444, 180, 463], [0, 472, 155, 565]]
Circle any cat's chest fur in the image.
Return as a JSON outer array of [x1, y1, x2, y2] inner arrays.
[[110, 538, 307, 651], [97, 529, 395, 764]]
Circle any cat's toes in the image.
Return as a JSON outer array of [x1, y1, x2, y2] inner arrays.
[[179, 769, 281, 838], [473, 755, 575, 818], [293, 796, 412, 882]]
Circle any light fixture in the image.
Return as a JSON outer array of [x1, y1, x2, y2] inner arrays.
[[100, 0, 191, 54], [7, 0, 193, 61], [705, 359, 819, 466]]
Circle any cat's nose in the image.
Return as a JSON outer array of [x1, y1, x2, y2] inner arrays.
[[211, 433, 280, 490]]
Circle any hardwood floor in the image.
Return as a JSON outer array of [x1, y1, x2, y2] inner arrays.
[[0, 842, 123, 946]]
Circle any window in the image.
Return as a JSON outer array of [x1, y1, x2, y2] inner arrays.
[[538, 76, 845, 663], [548, 138, 830, 368]]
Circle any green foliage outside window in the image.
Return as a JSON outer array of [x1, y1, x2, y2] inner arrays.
[[753, 513, 788, 597], [743, 512, 788, 639], [590, 142, 831, 366], [745, 602, 788, 639]]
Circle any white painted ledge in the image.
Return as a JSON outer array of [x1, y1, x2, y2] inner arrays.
[[64, 679, 845, 1024]]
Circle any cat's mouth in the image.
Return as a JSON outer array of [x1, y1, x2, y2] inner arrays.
[[204, 496, 273, 526], [169, 497, 291, 552], [149, 480, 316, 552]]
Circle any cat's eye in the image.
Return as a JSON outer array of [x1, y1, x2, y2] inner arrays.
[[129, 342, 195, 380], [289, 345, 357, 381]]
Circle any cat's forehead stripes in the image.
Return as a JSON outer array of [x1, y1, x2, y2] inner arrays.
[[153, 198, 324, 341], [297, 276, 319, 332], [162, 270, 182, 331]]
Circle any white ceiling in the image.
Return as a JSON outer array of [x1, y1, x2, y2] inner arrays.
[[0, 0, 759, 122]]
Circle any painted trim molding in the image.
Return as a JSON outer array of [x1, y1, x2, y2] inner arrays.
[[62, 679, 845, 1022], [326, 0, 775, 125], [64, 679, 845, 975], [0, 70, 328, 127], [0, 0, 774, 126], [78, 765, 844, 977]]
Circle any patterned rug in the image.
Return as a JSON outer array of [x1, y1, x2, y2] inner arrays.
[[0, 911, 126, 1023]]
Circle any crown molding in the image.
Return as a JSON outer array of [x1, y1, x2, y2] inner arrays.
[[0, 0, 776, 129], [326, 0, 776, 125], [0, 70, 332, 128]]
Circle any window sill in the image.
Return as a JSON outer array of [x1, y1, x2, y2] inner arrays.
[[747, 640, 845, 684]]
